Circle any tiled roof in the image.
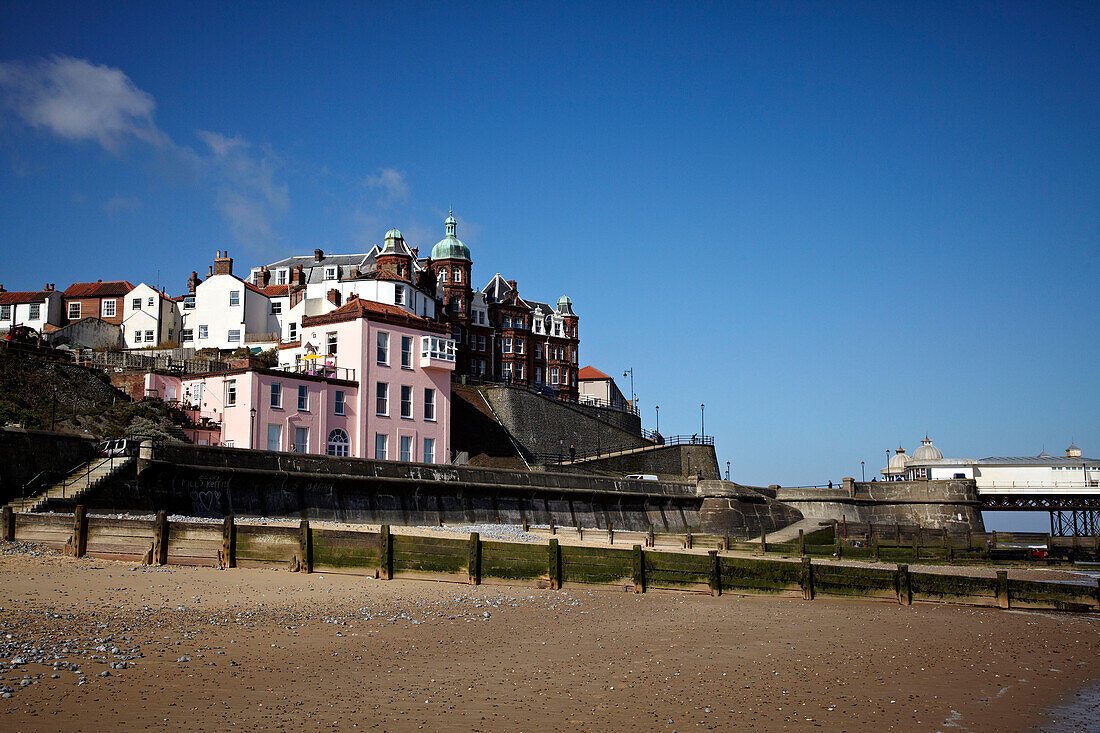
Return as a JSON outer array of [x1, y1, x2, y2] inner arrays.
[[63, 281, 134, 298], [253, 284, 294, 298], [301, 296, 447, 333], [578, 365, 611, 381], [0, 290, 53, 305]]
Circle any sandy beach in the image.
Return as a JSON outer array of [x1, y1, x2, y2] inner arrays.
[[1, 542, 1097, 732]]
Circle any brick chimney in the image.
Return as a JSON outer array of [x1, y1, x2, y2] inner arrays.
[[45, 283, 54, 291], [258, 266, 271, 287], [213, 250, 234, 276], [0, 284, 5, 293], [291, 265, 305, 286], [314, 248, 324, 262], [506, 280, 517, 293], [187, 271, 202, 294], [327, 289, 342, 306]]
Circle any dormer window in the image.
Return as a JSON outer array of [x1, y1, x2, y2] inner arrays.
[[324, 266, 337, 280], [454, 269, 462, 283], [394, 287, 405, 305], [277, 269, 287, 285]]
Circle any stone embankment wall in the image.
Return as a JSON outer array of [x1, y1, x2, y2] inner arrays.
[[777, 479, 985, 530], [0, 428, 98, 504], [574, 444, 722, 480], [78, 443, 707, 532], [479, 386, 648, 459]]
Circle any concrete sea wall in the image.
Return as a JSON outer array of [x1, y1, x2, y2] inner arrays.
[[0, 427, 98, 505]]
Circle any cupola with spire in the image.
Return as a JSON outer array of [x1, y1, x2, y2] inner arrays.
[[431, 209, 471, 261]]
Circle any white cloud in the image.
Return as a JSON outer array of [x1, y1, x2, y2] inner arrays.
[[0, 55, 291, 249], [364, 167, 410, 206], [103, 196, 142, 213], [0, 56, 164, 152]]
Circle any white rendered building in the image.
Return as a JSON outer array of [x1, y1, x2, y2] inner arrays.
[[883, 437, 1100, 489], [0, 285, 63, 334], [122, 283, 181, 349]]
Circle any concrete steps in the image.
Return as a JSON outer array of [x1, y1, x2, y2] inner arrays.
[[4, 456, 134, 513]]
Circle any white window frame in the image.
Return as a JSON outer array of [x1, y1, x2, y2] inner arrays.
[[327, 428, 349, 457], [401, 336, 413, 369], [67, 302, 80, 320], [400, 435, 412, 462], [400, 385, 413, 419], [229, 291, 240, 306], [270, 382, 282, 408], [181, 329, 193, 342], [198, 325, 209, 340], [297, 385, 308, 411], [271, 301, 282, 315], [334, 390, 346, 416], [424, 388, 435, 421], [228, 329, 241, 343], [226, 379, 237, 406], [423, 438, 435, 464], [377, 332, 389, 365], [102, 299, 116, 318], [375, 433, 388, 461], [376, 382, 389, 416]]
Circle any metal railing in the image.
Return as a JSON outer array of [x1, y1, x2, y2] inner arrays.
[[74, 349, 229, 375], [529, 434, 713, 466], [455, 373, 643, 416]]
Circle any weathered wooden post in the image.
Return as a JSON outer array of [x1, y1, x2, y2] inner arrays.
[[379, 524, 393, 580], [799, 558, 814, 600], [896, 564, 911, 606], [548, 538, 561, 589], [872, 534, 880, 563], [298, 520, 312, 574], [608, 525, 614, 545], [708, 550, 721, 597], [841, 514, 847, 538], [834, 530, 842, 559], [1, 506, 13, 542], [684, 532, 693, 550], [153, 510, 169, 566], [632, 544, 645, 594], [759, 528, 768, 555], [219, 515, 235, 569], [70, 505, 87, 558], [913, 530, 920, 561], [798, 529, 805, 557], [549, 517, 556, 536], [468, 532, 481, 585], [647, 529, 655, 548], [894, 522, 901, 543], [996, 570, 1010, 609], [522, 518, 529, 533]]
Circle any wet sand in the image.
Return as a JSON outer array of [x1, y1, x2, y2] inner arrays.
[[1, 543, 1097, 732]]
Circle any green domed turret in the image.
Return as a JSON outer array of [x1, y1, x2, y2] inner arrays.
[[431, 210, 470, 261], [557, 295, 574, 315]]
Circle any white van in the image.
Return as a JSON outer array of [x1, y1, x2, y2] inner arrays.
[[625, 474, 658, 481]]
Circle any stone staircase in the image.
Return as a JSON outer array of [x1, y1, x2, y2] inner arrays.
[[4, 456, 134, 513]]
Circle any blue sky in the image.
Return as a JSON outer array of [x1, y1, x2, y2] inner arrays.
[[0, 2, 1097, 526]]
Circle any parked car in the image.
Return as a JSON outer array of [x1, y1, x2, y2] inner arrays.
[[625, 474, 659, 481], [99, 439, 133, 457]]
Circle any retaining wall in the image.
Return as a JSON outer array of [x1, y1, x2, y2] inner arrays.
[[577, 444, 722, 480], [480, 385, 648, 459], [0, 427, 99, 505], [777, 479, 985, 530]]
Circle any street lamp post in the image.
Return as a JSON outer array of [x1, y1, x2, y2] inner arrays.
[[886, 449, 891, 481], [861, 461, 865, 482], [726, 460, 730, 481], [655, 405, 659, 436], [700, 403, 705, 440], [250, 407, 257, 449], [623, 368, 635, 414]]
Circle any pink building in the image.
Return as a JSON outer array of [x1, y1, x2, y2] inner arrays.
[[146, 295, 455, 462]]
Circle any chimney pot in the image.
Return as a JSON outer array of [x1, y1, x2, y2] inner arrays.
[[314, 248, 324, 261]]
